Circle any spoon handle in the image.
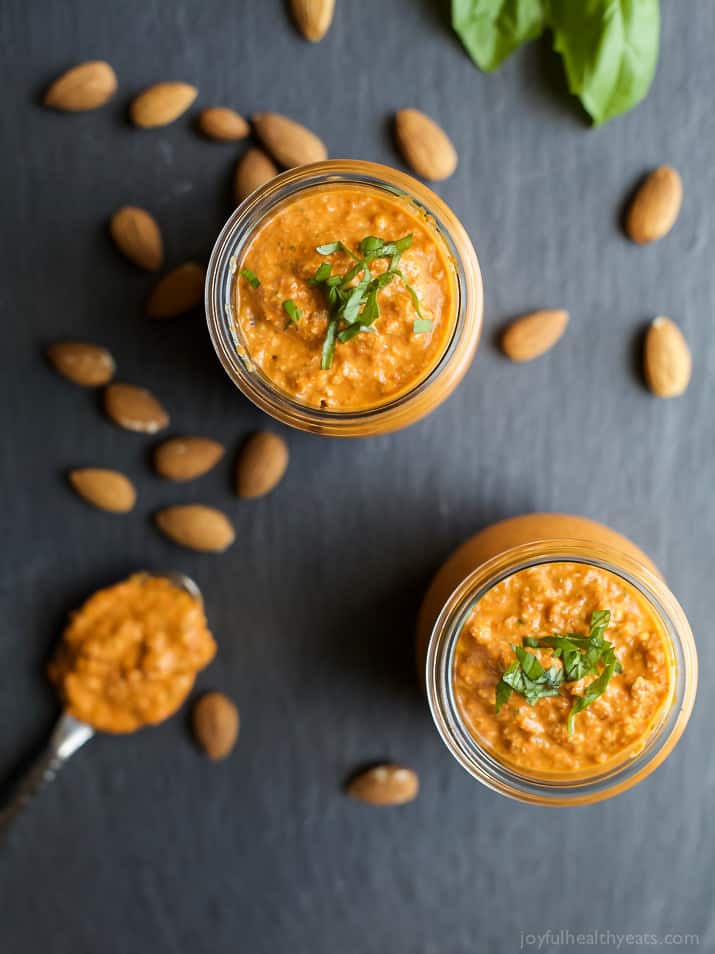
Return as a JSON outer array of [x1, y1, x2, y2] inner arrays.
[[0, 713, 94, 833]]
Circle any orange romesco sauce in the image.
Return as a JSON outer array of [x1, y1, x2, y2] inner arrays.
[[49, 574, 216, 733], [453, 562, 675, 775], [234, 184, 458, 410]]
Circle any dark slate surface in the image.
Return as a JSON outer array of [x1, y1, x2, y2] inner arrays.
[[1, 2, 713, 952]]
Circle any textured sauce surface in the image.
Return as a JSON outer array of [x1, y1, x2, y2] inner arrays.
[[234, 184, 458, 410], [49, 574, 216, 733], [453, 562, 674, 775]]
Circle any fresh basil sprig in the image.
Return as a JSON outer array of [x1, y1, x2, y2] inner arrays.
[[495, 609, 622, 734], [312, 233, 429, 369], [452, 0, 660, 126]]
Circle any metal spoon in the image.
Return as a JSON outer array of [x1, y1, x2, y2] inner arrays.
[[0, 571, 202, 834]]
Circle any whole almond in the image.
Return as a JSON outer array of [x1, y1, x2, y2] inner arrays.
[[44, 60, 117, 112], [68, 468, 136, 513], [395, 108, 458, 181], [346, 764, 419, 806], [155, 505, 235, 552], [643, 316, 691, 398], [198, 106, 249, 141], [252, 113, 327, 168], [192, 692, 240, 759], [109, 206, 163, 271], [236, 432, 289, 499], [145, 262, 205, 318], [47, 341, 115, 387], [625, 166, 682, 244], [291, 0, 335, 41], [501, 309, 569, 363], [104, 383, 169, 433], [154, 436, 225, 481], [130, 82, 198, 128], [234, 148, 278, 203]]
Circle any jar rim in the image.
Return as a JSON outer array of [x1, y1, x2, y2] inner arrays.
[[425, 538, 698, 806], [204, 160, 483, 436]]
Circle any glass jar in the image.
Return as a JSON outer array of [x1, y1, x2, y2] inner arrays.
[[418, 515, 698, 806], [205, 160, 483, 437]]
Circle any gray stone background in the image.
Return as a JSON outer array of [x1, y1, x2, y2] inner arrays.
[[1, 2, 713, 952]]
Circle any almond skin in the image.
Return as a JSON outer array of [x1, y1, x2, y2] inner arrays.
[[129, 82, 198, 128], [346, 764, 419, 806], [192, 692, 240, 759], [145, 262, 205, 318], [104, 383, 169, 433], [154, 436, 225, 481], [234, 148, 278, 203], [155, 505, 235, 553], [198, 106, 249, 141], [643, 316, 692, 398], [68, 468, 136, 513], [625, 166, 683, 244], [109, 206, 163, 271], [501, 309, 569, 363], [47, 341, 115, 387], [44, 60, 117, 111], [291, 0, 335, 41], [252, 113, 327, 168], [395, 109, 458, 181], [236, 432, 289, 499]]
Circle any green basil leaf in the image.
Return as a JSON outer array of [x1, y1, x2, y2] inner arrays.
[[282, 299, 301, 325], [567, 657, 617, 734], [495, 677, 513, 714], [309, 263, 332, 286], [239, 267, 260, 288], [452, 0, 547, 72], [316, 241, 360, 260], [359, 236, 384, 256], [360, 287, 380, 326], [549, 0, 660, 126], [338, 323, 365, 344], [589, 609, 611, 643], [321, 318, 339, 370]]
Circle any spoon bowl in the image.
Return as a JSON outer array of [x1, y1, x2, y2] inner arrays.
[[0, 570, 204, 835]]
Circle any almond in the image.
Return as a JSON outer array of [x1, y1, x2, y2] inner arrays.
[[145, 262, 205, 318], [252, 113, 327, 168], [68, 468, 136, 513], [291, 0, 335, 41], [395, 108, 458, 181], [501, 309, 569, 363], [129, 82, 198, 128], [625, 166, 682, 244], [104, 383, 169, 433], [109, 206, 163, 271], [236, 432, 289, 499], [198, 106, 249, 141], [43, 60, 117, 111], [643, 316, 691, 398], [154, 436, 225, 481], [192, 692, 240, 759], [346, 764, 419, 806], [155, 505, 235, 552], [234, 148, 279, 203], [47, 341, 115, 387]]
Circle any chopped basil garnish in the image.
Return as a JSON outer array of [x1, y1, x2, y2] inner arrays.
[[239, 267, 260, 288], [282, 299, 302, 325], [495, 610, 621, 735], [312, 233, 425, 369]]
